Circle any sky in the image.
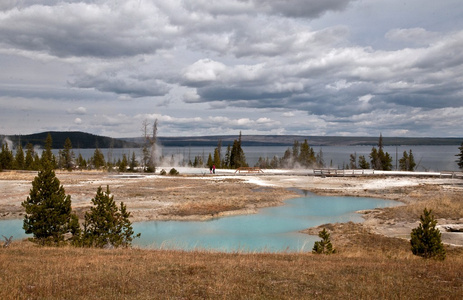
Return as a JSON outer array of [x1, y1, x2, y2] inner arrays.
[[1, 0, 463, 138]]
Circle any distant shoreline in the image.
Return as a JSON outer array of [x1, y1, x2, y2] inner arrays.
[[3, 131, 462, 148]]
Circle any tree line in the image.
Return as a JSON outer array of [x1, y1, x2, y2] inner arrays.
[[2, 133, 463, 172]]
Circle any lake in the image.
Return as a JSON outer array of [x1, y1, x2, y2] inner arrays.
[[70, 145, 461, 171], [0, 195, 400, 253]]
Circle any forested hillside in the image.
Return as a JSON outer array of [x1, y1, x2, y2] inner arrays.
[[5, 131, 138, 149]]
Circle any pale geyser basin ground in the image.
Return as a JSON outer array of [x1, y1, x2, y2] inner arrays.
[[0, 168, 462, 247]]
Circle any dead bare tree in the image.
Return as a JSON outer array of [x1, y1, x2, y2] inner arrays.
[[141, 119, 158, 172], [2, 235, 13, 248]]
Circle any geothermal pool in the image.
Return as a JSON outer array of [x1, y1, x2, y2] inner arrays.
[[1, 195, 400, 252], [132, 195, 400, 252]]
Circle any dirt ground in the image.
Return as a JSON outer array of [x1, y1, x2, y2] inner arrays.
[[1, 169, 462, 246]]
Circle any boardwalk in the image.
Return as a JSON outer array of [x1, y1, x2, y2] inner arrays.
[[313, 169, 463, 179]]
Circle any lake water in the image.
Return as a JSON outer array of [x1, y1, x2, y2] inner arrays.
[[1, 195, 399, 252], [70, 145, 461, 172]]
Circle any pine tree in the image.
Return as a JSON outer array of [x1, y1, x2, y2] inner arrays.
[[370, 134, 392, 170], [92, 148, 105, 169], [62, 137, 74, 171], [119, 154, 128, 172], [0, 142, 14, 170], [399, 151, 409, 171], [81, 186, 139, 248], [312, 228, 336, 254], [213, 147, 221, 168], [456, 141, 463, 170], [14, 144, 25, 170], [358, 155, 370, 169], [229, 132, 247, 169], [22, 163, 79, 245], [399, 150, 416, 171], [299, 139, 315, 167], [408, 150, 416, 171], [410, 208, 446, 260], [25, 143, 35, 170], [41, 133, 56, 168], [129, 152, 138, 171]]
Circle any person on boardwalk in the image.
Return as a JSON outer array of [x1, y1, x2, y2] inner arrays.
[[213, 165, 216, 174]]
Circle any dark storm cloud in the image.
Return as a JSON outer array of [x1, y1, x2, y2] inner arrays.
[[71, 73, 171, 98], [0, 0, 462, 137], [255, 0, 354, 18]]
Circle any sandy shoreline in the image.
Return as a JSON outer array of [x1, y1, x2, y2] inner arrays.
[[1, 168, 462, 246]]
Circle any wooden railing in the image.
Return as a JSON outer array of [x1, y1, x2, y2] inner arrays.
[[313, 169, 463, 178], [235, 167, 264, 174]]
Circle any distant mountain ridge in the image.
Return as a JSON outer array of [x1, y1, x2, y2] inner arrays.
[[2, 131, 461, 149], [4, 131, 138, 149], [125, 135, 462, 147]]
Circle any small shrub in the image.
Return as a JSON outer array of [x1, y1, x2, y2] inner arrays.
[[410, 208, 446, 260], [169, 168, 179, 175], [160, 169, 167, 175], [312, 228, 336, 254]]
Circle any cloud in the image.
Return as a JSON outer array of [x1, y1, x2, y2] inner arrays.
[[67, 107, 87, 115], [385, 28, 440, 46], [0, 0, 462, 138], [0, 1, 177, 58], [254, 0, 354, 18]]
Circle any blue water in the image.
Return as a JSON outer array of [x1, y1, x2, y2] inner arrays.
[[67, 145, 461, 171], [0, 196, 400, 252], [132, 195, 400, 253]]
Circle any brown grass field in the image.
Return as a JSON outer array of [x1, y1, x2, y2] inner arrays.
[[1, 240, 463, 299], [1, 170, 463, 299]]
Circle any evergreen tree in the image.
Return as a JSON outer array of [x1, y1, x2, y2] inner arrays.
[[24, 143, 35, 170], [456, 141, 463, 170], [370, 134, 392, 170], [299, 139, 315, 167], [62, 137, 74, 171], [229, 132, 247, 168], [312, 228, 336, 254], [369, 147, 380, 169], [22, 163, 79, 245], [80, 186, 139, 248], [410, 208, 446, 260], [399, 150, 409, 171], [92, 148, 105, 169], [224, 145, 231, 168], [0, 142, 14, 170], [129, 152, 138, 171], [358, 155, 370, 169], [399, 149, 416, 171], [14, 144, 25, 170], [207, 153, 213, 168], [77, 153, 87, 170], [408, 150, 416, 171], [119, 154, 128, 172], [380, 149, 393, 171], [213, 147, 221, 168], [280, 148, 292, 168], [33, 153, 41, 170], [41, 133, 56, 168]]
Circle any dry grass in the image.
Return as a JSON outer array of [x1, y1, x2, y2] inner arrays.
[[1, 240, 462, 300], [377, 190, 463, 222]]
